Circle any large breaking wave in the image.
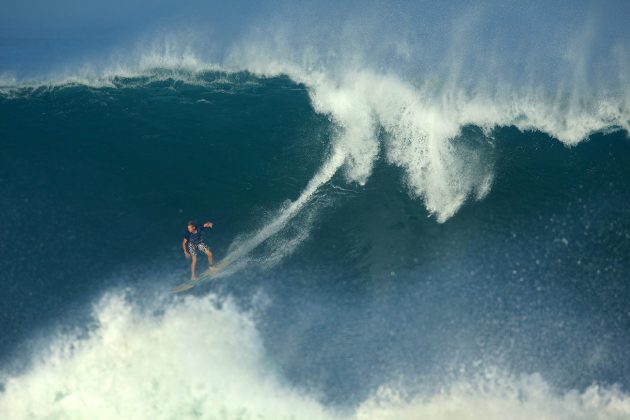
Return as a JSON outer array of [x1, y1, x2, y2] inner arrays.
[[1, 1, 629, 418]]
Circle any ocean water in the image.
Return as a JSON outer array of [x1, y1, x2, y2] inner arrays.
[[1, 1, 630, 419]]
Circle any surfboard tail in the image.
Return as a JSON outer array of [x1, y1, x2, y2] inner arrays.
[[171, 282, 196, 293]]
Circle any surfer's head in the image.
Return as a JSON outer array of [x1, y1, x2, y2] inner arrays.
[[187, 221, 197, 232]]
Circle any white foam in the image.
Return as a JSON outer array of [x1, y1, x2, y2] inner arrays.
[[356, 373, 630, 420], [0, 291, 333, 420], [1, 291, 629, 419]]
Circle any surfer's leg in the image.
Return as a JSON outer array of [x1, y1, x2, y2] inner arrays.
[[200, 243, 213, 266], [206, 250, 213, 266], [191, 254, 198, 280]]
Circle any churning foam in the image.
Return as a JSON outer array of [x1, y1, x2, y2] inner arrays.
[[355, 375, 630, 420], [302, 71, 497, 222], [0, 291, 333, 420], [231, 55, 627, 221], [1, 290, 629, 419]]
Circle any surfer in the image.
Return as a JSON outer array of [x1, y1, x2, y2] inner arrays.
[[182, 220, 214, 280]]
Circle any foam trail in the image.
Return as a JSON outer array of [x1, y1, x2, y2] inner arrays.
[[201, 145, 346, 279]]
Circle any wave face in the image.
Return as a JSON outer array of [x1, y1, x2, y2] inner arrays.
[[1, 1, 630, 418], [1, 72, 629, 418]]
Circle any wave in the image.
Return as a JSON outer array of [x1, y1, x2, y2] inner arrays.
[[2, 57, 628, 274], [3, 60, 627, 224], [4, 0, 630, 227], [3, 11, 628, 227], [1, 290, 628, 419]]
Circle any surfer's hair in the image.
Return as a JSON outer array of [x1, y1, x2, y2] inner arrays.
[[187, 220, 197, 227]]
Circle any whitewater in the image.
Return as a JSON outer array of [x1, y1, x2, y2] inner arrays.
[[1, 290, 629, 419]]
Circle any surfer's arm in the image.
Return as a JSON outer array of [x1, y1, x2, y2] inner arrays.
[[182, 238, 190, 257], [203, 221, 213, 229]]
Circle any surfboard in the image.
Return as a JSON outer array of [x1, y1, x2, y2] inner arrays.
[[171, 281, 197, 293], [170, 260, 230, 293]]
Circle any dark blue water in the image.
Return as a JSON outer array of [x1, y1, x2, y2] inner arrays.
[[1, 72, 629, 417]]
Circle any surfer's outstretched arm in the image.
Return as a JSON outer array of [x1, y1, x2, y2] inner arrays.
[[203, 221, 213, 229]]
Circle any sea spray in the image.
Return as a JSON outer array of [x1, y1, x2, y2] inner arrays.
[[1, 290, 629, 419]]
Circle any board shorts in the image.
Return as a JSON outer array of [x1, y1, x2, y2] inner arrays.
[[188, 242, 210, 256]]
